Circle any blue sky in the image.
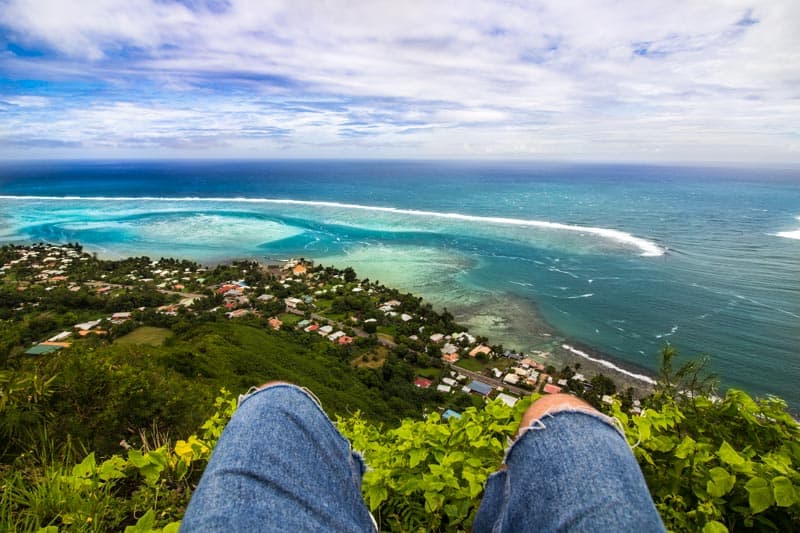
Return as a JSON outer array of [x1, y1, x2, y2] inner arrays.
[[0, 0, 798, 162]]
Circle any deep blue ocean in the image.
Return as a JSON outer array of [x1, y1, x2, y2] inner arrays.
[[1, 160, 798, 407]]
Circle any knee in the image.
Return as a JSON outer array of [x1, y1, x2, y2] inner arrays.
[[518, 393, 597, 435]]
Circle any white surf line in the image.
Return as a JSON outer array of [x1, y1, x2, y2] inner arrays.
[[561, 343, 657, 385], [774, 215, 800, 240], [0, 195, 665, 257]]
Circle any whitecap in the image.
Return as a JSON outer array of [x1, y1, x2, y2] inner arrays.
[[655, 325, 679, 339], [566, 293, 594, 299], [561, 344, 657, 385], [775, 216, 800, 240], [0, 195, 665, 257], [548, 267, 580, 278]]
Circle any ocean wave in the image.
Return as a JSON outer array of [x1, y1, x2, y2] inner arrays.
[[655, 325, 679, 339], [566, 293, 594, 299], [775, 216, 800, 240], [561, 343, 657, 385], [0, 195, 665, 257]]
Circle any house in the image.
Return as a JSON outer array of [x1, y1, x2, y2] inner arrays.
[[268, 317, 283, 330], [111, 312, 132, 322], [543, 383, 562, 395], [602, 395, 615, 405], [78, 329, 107, 337], [226, 309, 250, 319], [467, 380, 493, 397], [441, 377, 457, 387], [414, 377, 433, 389], [337, 335, 354, 345], [441, 343, 458, 356], [292, 264, 308, 276], [25, 344, 62, 355], [304, 324, 320, 333], [47, 331, 72, 342], [257, 294, 274, 302], [318, 325, 334, 335], [382, 300, 401, 308], [400, 313, 412, 322], [442, 352, 460, 364], [496, 393, 518, 407], [469, 344, 492, 358], [328, 330, 346, 341], [503, 373, 520, 385], [429, 333, 445, 343], [297, 319, 311, 329], [436, 384, 452, 393], [74, 319, 102, 331], [442, 409, 462, 421], [284, 297, 303, 309]]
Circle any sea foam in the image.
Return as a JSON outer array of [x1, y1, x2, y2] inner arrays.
[[0, 195, 665, 257], [775, 216, 800, 240], [561, 343, 657, 385]]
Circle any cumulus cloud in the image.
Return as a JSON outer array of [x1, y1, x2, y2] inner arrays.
[[0, 0, 798, 161]]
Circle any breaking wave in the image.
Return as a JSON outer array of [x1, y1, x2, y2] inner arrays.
[[775, 216, 800, 240], [0, 195, 665, 257], [561, 344, 657, 385]]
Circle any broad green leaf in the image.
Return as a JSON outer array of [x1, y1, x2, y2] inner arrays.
[[702, 520, 729, 533], [72, 452, 96, 478], [717, 442, 744, 467], [408, 448, 427, 468], [674, 436, 696, 459], [125, 509, 155, 533], [98, 455, 127, 481], [772, 476, 797, 507], [161, 522, 181, 533], [424, 490, 445, 512], [707, 467, 735, 498], [745, 477, 774, 514], [366, 485, 388, 510]]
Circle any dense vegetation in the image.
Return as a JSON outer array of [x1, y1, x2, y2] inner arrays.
[[1, 244, 798, 531]]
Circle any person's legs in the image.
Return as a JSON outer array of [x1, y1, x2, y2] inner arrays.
[[180, 384, 376, 532], [473, 394, 665, 532]]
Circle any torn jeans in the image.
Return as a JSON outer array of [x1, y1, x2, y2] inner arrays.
[[181, 384, 664, 532]]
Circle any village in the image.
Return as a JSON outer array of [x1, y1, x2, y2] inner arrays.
[[1, 243, 638, 418]]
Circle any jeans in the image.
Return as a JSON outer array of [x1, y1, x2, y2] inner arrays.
[[181, 384, 665, 532]]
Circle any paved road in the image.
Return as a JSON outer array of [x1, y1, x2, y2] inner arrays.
[[450, 365, 532, 397]]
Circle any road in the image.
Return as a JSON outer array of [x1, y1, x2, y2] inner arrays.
[[450, 365, 532, 397]]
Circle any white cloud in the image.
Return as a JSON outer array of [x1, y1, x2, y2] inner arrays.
[[1, 0, 798, 161]]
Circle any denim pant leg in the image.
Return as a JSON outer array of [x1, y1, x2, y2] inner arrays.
[[181, 384, 376, 532], [473, 409, 665, 532]]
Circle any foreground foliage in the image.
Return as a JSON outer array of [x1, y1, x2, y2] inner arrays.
[[3, 379, 798, 532]]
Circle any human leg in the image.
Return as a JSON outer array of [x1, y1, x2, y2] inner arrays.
[[180, 384, 376, 532], [473, 394, 665, 532]]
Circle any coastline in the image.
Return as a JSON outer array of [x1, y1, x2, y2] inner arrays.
[[445, 289, 659, 396], [18, 240, 661, 397]]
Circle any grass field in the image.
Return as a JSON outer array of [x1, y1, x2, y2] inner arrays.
[[351, 346, 388, 369], [278, 313, 303, 326], [377, 332, 395, 344], [115, 326, 173, 346], [454, 357, 485, 372]]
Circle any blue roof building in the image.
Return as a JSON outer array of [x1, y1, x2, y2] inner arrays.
[[468, 380, 493, 396], [442, 409, 462, 421]]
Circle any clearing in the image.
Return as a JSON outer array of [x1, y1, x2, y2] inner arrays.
[[116, 326, 173, 346]]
